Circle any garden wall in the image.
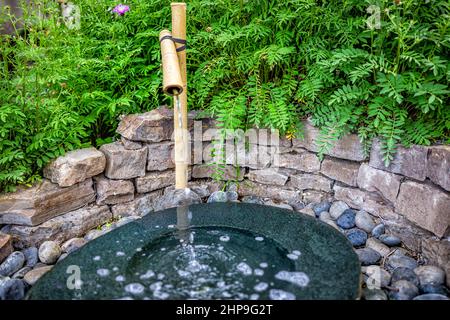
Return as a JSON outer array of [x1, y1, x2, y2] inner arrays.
[[0, 106, 449, 284]]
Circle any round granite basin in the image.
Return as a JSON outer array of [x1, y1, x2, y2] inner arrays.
[[27, 203, 360, 300]]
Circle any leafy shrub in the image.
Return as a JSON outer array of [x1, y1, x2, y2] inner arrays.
[[0, 0, 449, 192]]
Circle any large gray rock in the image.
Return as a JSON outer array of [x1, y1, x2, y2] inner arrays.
[[288, 173, 332, 192], [121, 137, 143, 150], [320, 157, 360, 187], [395, 181, 450, 237], [0, 233, 13, 264], [38, 241, 61, 264], [238, 181, 300, 203], [369, 139, 428, 181], [385, 251, 418, 273], [0, 179, 95, 226], [427, 145, 450, 191], [0, 252, 25, 276], [5, 205, 112, 249], [333, 185, 389, 217], [111, 190, 163, 218], [135, 170, 176, 193], [43, 147, 106, 187], [203, 142, 274, 169], [153, 189, 202, 212], [0, 277, 26, 300], [21, 247, 38, 268], [100, 141, 147, 180], [357, 163, 402, 203], [94, 175, 134, 205], [192, 164, 244, 181], [146, 141, 175, 171], [116, 107, 174, 142], [278, 152, 320, 173], [293, 121, 366, 161], [247, 168, 288, 186]]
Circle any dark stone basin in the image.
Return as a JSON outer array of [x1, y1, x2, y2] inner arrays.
[[27, 203, 360, 300]]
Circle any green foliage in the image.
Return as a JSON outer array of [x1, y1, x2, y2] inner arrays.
[[1, 0, 449, 191]]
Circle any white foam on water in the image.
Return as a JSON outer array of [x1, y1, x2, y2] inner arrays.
[[269, 289, 296, 300], [125, 283, 145, 295], [217, 281, 226, 288], [287, 253, 299, 260], [236, 262, 252, 276], [167, 224, 175, 229], [255, 236, 264, 241], [96, 268, 110, 277], [117, 297, 134, 300], [136, 248, 142, 252], [93, 256, 101, 261], [112, 267, 119, 272], [254, 268, 264, 276], [219, 235, 230, 242], [153, 291, 169, 299], [218, 245, 224, 251], [157, 273, 165, 280], [292, 250, 301, 256], [116, 251, 125, 257], [254, 282, 269, 292], [259, 262, 268, 268], [149, 281, 163, 291], [275, 271, 310, 288], [139, 270, 155, 280], [177, 270, 191, 278], [250, 294, 260, 300], [115, 275, 125, 282], [160, 247, 166, 251]]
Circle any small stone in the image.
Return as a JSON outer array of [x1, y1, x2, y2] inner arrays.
[[0, 252, 25, 277], [57, 253, 68, 263], [0, 233, 13, 264], [346, 228, 367, 247], [298, 207, 315, 217], [265, 201, 293, 211], [391, 267, 420, 287], [363, 265, 391, 288], [242, 196, 264, 205], [366, 237, 391, 257], [329, 201, 349, 220], [288, 199, 305, 211], [336, 209, 356, 229], [207, 191, 228, 203], [379, 234, 402, 247], [355, 248, 382, 266], [389, 280, 419, 300], [12, 266, 32, 279], [226, 191, 239, 201], [419, 284, 447, 295], [23, 266, 53, 285], [385, 252, 418, 273], [355, 211, 376, 233], [0, 277, 26, 300], [61, 238, 87, 254], [363, 288, 388, 300], [312, 201, 331, 217], [321, 219, 341, 231], [38, 241, 62, 264], [319, 211, 331, 221], [371, 224, 385, 238], [21, 247, 38, 268], [413, 293, 449, 300], [414, 265, 446, 287]]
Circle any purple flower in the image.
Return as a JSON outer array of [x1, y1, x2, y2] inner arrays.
[[112, 4, 130, 16]]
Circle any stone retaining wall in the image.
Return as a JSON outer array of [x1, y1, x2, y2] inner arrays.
[[1, 106, 449, 282]]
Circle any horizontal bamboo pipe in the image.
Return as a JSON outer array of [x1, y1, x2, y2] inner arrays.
[[159, 29, 184, 96]]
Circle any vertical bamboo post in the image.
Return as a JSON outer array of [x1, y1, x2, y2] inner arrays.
[[171, 2, 188, 189]]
